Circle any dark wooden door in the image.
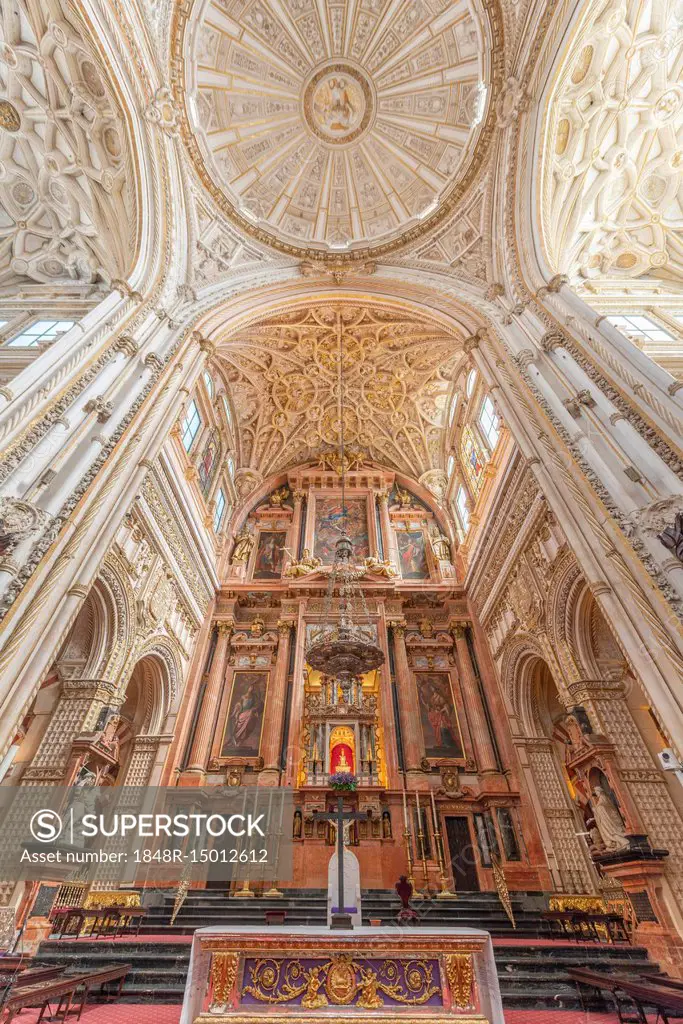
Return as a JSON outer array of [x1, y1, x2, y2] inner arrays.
[[444, 816, 480, 891]]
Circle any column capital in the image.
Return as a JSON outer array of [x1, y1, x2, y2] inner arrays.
[[293, 489, 307, 505], [541, 331, 564, 353], [375, 489, 390, 508], [276, 618, 294, 636], [215, 619, 234, 638], [567, 677, 627, 702], [450, 621, 471, 641], [389, 620, 406, 639]]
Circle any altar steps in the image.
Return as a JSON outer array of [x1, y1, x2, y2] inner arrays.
[[137, 888, 540, 935], [32, 938, 656, 1010]]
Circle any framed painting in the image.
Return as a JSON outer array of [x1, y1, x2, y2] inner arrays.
[[396, 530, 429, 579], [416, 672, 464, 759], [314, 496, 369, 564], [220, 671, 268, 758], [253, 530, 287, 579]]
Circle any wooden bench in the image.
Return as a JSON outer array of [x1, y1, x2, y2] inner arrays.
[[0, 963, 131, 1024], [568, 966, 683, 1023]]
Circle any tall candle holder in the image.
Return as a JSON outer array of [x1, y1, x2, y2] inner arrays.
[[415, 790, 431, 897], [234, 787, 256, 898], [430, 788, 457, 900], [401, 786, 417, 892], [264, 787, 284, 898]]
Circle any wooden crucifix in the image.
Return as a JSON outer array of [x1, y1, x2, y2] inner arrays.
[[313, 796, 370, 929]]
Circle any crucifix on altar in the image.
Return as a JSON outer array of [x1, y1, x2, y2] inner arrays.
[[313, 797, 370, 930]]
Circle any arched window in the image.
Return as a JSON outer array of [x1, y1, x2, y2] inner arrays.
[[456, 486, 470, 531], [203, 370, 214, 398], [447, 454, 455, 478], [466, 369, 477, 398], [449, 392, 459, 426], [479, 395, 500, 450], [213, 489, 226, 532], [181, 399, 201, 452], [198, 429, 220, 496], [227, 455, 235, 478]]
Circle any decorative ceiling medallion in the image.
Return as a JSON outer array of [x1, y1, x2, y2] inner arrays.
[[175, 0, 499, 260], [0, 100, 20, 132], [303, 62, 374, 146]]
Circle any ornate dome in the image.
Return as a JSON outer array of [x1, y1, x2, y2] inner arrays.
[[177, 0, 488, 257]]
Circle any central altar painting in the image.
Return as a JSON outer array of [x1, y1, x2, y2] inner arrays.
[[314, 497, 370, 563]]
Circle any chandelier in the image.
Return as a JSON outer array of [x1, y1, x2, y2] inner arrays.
[[305, 316, 385, 696]]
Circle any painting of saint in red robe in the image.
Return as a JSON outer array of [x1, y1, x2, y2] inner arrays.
[[417, 673, 464, 758], [221, 672, 267, 757], [397, 531, 429, 579], [253, 531, 287, 579]]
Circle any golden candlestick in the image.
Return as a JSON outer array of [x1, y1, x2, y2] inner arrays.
[[415, 790, 431, 898], [402, 786, 416, 891], [430, 787, 457, 900]]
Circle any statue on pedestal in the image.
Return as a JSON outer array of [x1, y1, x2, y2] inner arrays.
[[363, 553, 399, 578], [231, 526, 254, 564], [429, 524, 452, 563], [592, 786, 629, 852]]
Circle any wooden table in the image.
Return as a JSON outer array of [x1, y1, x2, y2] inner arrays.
[[568, 967, 683, 1024], [0, 964, 131, 1024]]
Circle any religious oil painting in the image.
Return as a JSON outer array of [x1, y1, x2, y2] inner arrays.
[[314, 496, 369, 563], [253, 530, 287, 579], [397, 530, 429, 579], [221, 672, 267, 758], [416, 672, 464, 759]]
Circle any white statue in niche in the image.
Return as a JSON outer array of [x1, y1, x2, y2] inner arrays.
[[591, 786, 629, 852]]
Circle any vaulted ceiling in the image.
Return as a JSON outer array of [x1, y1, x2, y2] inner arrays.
[[0, 0, 136, 287], [541, 0, 683, 288], [216, 302, 462, 481], [179, 0, 487, 257]]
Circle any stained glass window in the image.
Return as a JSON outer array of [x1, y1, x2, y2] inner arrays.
[[203, 370, 214, 398], [461, 425, 486, 495], [198, 429, 220, 496], [466, 368, 477, 398]]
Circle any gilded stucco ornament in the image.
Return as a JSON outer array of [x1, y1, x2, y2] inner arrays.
[[216, 303, 461, 480], [495, 76, 528, 127], [172, 0, 502, 259]]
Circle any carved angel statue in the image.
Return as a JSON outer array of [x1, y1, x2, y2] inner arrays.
[[284, 548, 322, 577], [429, 524, 452, 562], [363, 553, 399, 578], [231, 525, 254, 563], [592, 786, 629, 852], [394, 485, 414, 509]]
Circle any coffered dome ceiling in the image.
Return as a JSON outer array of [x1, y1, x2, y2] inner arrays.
[[216, 303, 460, 481], [177, 0, 488, 257]]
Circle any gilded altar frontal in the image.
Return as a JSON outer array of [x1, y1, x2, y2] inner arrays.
[[0, 0, 682, 1018]]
